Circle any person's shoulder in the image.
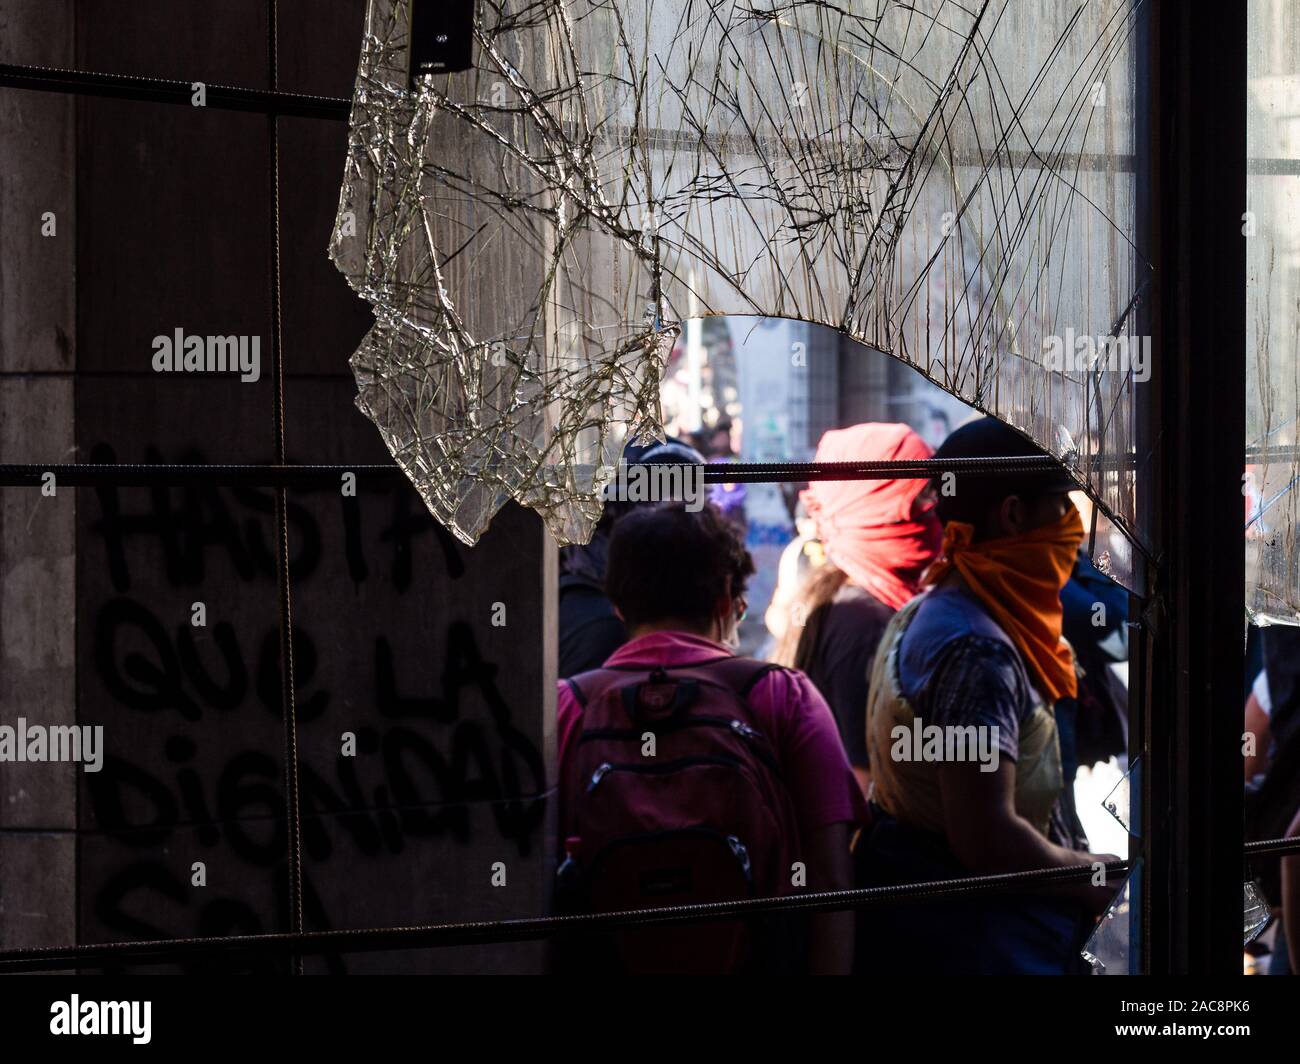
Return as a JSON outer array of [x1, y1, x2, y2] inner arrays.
[[744, 660, 827, 721], [556, 675, 584, 714], [554, 677, 587, 764], [911, 581, 991, 627], [558, 581, 617, 620], [830, 582, 896, 622], [900, 596, 1029, 710], [904, 585, 1012, 659], [929, 633, 1025, 688], [557, 603, 626, 678], [812, 588, 895, 674], [720, 656, 801, 694]]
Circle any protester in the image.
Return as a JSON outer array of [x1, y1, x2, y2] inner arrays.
[[856, 417, 1119, 974], [1282, 808, 1300, 974], [693, 416, 735, 459], [764, 497, 823, 645], [1244, 626, 1300, 785], [1242, 624, 1300, 974], [554, 502, 868, 973], [557, 438, 704, 677], [772, 423, 943, 796], [1245, 670, 1272, 785], [1056, 541, 1130, 841]]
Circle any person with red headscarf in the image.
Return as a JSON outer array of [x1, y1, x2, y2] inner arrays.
[[773, 423, 943, 796]]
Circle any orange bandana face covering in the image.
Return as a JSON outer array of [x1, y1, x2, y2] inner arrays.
[[922, 506, 1085, 702]]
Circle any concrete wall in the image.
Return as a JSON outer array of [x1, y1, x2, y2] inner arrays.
[[1, 0, 556, 972], [0, 0, 78, 956]]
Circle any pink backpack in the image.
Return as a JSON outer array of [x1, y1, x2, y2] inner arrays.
[[559, 656, 802, 973]]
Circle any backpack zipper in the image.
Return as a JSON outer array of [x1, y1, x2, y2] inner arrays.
[[580, 718, 780, 774], [587, 754, 745, 793], [574, 826, 756, 889]]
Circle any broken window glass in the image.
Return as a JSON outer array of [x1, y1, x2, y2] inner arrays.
[[1244, 879, 1271, 945], [333, 0, 1143, 560], [1103, 754, 1141, 838], [1081, 861, 1140, 975], [1246, 4, 1300, 625]]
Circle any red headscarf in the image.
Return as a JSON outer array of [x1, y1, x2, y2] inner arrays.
[[800, 423, 943, 611]]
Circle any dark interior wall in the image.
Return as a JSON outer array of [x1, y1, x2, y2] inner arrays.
[[0, 0, 78, 956], [1, 0, 556, 972]]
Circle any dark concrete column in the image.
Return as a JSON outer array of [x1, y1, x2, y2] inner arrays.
[[0, 0, 78, 955]]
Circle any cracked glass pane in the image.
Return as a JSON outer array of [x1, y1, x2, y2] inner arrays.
[[332, 0, 1142, 548], [1247, 6, 1300, 624], [1244, 879, 1270, 945], [1103, 755, 1141, 838], [1081, 861, 1139, 975]]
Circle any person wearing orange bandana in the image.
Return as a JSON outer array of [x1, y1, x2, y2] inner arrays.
[[855, 417, 1120, 975]]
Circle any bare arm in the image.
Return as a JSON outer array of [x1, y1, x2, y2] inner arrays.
[[1244, 691, 1271, 781], [937, 760, 1119, 913], [804, 821, 854, 974], [1283, 807, 1300, 968]]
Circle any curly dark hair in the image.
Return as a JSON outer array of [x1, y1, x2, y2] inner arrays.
[[605, 502, 754, 628]]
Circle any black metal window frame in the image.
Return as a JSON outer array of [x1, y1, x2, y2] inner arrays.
[[0, 0, 1291, 975]]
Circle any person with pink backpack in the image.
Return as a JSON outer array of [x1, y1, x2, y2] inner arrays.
[[554, 502, 868, 974]]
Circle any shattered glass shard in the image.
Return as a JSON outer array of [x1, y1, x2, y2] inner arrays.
[[1244, 879, 1270, 945], [1081, 862, 1140, 975], [331, 0, 1146, 548], [1103, 756, 1141, 838]]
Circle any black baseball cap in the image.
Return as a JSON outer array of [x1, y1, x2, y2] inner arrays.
[[932, 416, 1077, 521], [598, 435, 707, 520], [631, 438, 705, 465]]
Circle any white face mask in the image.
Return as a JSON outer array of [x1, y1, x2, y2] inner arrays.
[[719, 604, 743, 650]]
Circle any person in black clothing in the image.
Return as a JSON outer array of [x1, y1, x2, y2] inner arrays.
[[558, 527, 625, 679], [1054, 546, 1131, 845], [557, 438, 705, 677], [1243, 624, 1300, 974], [771, 423, 942, 796]]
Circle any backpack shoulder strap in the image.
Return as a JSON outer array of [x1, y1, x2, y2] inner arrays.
[[669, 656, 787, 705], [566, 657, 785, 708], [564, 668, 629, 708], [563, 675, 590, 707]]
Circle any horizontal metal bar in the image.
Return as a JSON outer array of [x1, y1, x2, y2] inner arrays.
[[0, 456, 1076, 488], [3, 59, 1300, 180], [3, 448, 1294, 489], [1244, 835, 1300, 859], [0, 62, 350, 120], [703, 456, 1067, 482], [0, 859, 1127, 972], [4, 60, 1300, 179], [0, 463, 399, 487]]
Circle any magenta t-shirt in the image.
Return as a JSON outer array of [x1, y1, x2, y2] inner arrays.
[[557, 631, 870, 841]]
